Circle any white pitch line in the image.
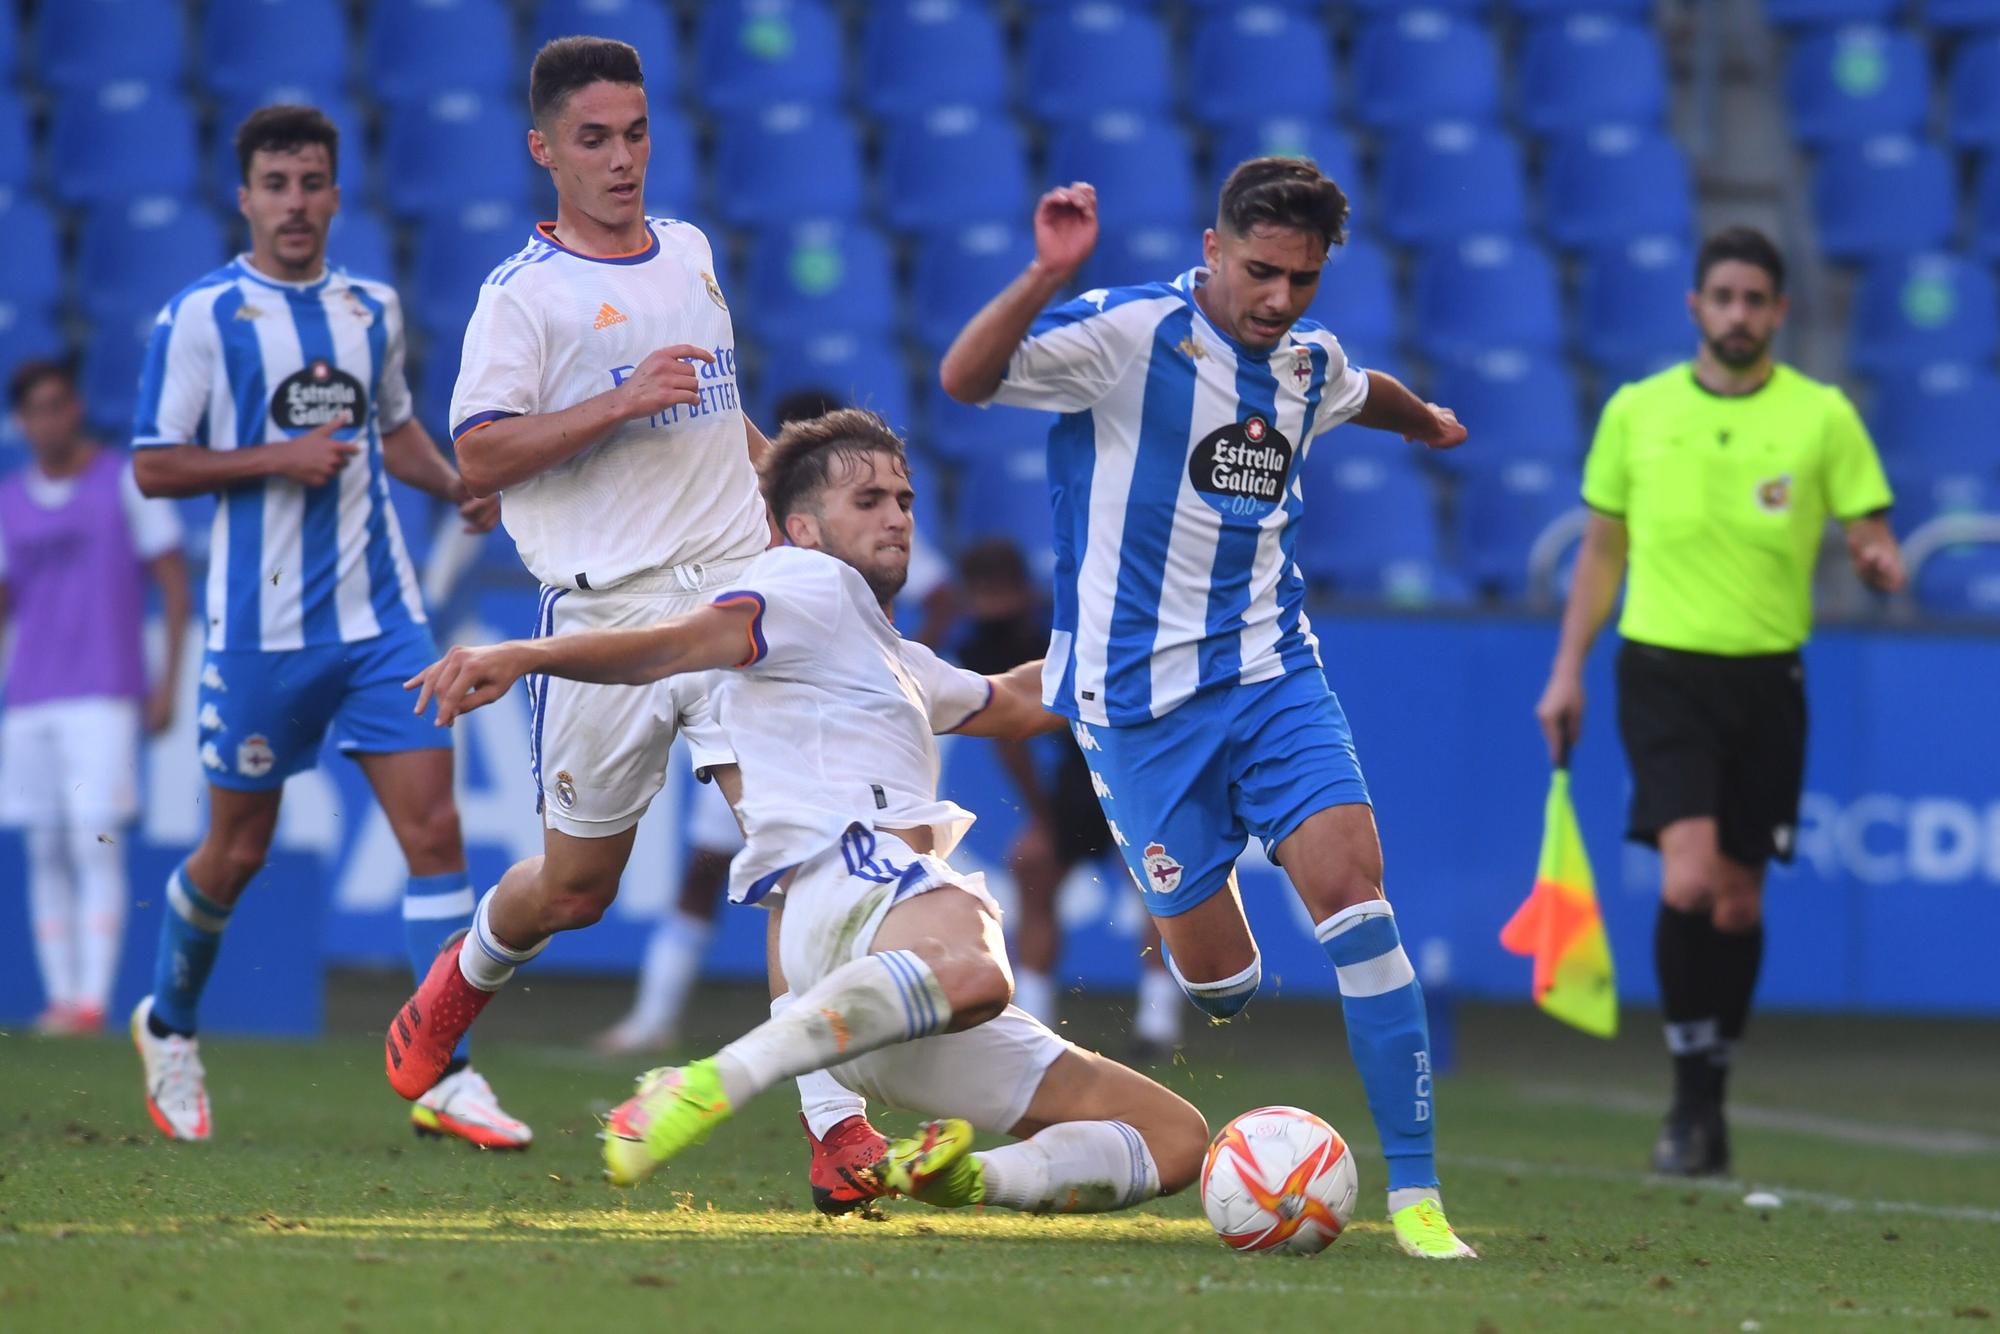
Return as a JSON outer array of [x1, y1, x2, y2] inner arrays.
[[1447, 1153, 2000, 1225], [1517, 1082, 2000, 1157]]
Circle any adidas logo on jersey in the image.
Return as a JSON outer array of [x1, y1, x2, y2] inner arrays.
[[593, 303, 628, 331]]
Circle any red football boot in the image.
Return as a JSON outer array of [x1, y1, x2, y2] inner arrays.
[[806, 1113, 893, 1215], [385, 938, 495, 1101]]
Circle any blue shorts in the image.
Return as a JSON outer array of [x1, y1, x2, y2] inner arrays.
[[1081, 667, 1371, 917], [196, 620, 450, 791]]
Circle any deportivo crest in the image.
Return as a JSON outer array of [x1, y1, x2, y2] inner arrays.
[[1756, 474, 1793, 513], [554, 770, 578, 810], [1292, 346, 1313, 387], [1140, 842, 1183, 895], [237, 733, 275, 778], [700, 270, 727, 310]]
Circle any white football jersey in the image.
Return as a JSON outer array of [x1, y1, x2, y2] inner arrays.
[[450, 218, 769, 591], [707, 545, 994, 905]]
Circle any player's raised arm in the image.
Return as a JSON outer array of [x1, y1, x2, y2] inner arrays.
[[1349, 369, 1468, 451], [938, 183, 1099, 406], [408, 599, 760, 725], [951, 659, 1066, 741]]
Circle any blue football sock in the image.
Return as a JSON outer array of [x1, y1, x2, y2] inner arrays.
[[404, 870, 478, 1064], [151, 862, 234, 1037], [1317, 900, 1439, 1194]]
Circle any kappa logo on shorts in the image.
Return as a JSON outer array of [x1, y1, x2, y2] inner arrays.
[[554, 770, 578, 810], [1072, 722, 1100, 752], [201, 663, 227, 692], [1141, 842, 1183, 895], [236, 734, 275, 778], [197, 702, 223, 732], [200, 741, 226, 773]]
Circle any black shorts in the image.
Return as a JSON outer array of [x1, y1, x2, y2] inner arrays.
[[1049, 743, 1114, 866], [1615, 639, 1807, 868]]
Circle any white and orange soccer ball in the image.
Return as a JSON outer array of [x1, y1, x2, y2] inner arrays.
[[1199, 1106, 1359, 1256]]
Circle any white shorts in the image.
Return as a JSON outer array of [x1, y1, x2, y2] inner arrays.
[[777, 827, 1072, 1135], [530, 557, 751, 839], [0, 696, 142, 828]]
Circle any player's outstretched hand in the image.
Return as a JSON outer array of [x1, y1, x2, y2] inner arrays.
[[1409, 404, 1468, 451], [1034, 182, 1099, 281], [272, 412, 360, 487], [407, 642, 529, 726], [617, 344, 716, 421]]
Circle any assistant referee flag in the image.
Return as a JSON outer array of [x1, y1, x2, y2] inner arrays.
[[1501, 768, 1618, 1038]]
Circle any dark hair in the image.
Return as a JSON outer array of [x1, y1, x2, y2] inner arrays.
[[234, 104, 339, 185], [760, 408, 909, 522], [957, 538, 1030, 591], [8, 359, 75, 411], [773, 386, 847, 426], [1695, 226, 1786, 295], [531, 36, 644, 125], [1216, 156, 1349, 250]]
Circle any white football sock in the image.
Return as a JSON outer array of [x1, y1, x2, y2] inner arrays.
[[68, 824, 127, 1013], [458, 887, 547, 991], [623, 910, 713, 1035], [975, 1120, 1161, 1214], [24, 827, 79, 1009], [1013, 968, 1057, 1025], [715, 950, 950, 1109], [1133, 965, 1183, 1045], [772, 993, 869, 1136]]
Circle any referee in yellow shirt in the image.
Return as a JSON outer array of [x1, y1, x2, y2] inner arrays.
[[1534, 228, 1905, 1176]]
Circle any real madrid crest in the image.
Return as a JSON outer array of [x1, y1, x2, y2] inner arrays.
[[700, 271, 727, 311]]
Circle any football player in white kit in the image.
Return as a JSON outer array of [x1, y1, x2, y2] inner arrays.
[[411, 409, 1210, 1214], [382, 36, 889, 1212]]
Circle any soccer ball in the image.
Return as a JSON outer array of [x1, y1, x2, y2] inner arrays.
[[1199, 1106, 1358, 1256]]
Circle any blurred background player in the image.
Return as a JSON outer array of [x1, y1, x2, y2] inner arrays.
[[1535, 227, 1903, 1177], [953, 537, 1181, 1060], [0, 361, 187, 1035], [941, 160, 1476, 1258], [384, 39, 888, 1212], [126, 105, 522, 1148]]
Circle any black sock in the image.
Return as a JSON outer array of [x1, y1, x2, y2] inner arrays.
[[1709, 921, 1764, 1108], [147, 1011, 191, 1040], [1655, 903, 1723, 1112], [442, 1055, 470, 1080]]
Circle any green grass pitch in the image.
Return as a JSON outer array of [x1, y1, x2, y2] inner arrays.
[[3, 975, 1995, 1332]]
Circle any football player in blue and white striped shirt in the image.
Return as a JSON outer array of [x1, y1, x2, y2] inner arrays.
[[941, 159, 1476, 1258], [125, 106, 528, 1150]]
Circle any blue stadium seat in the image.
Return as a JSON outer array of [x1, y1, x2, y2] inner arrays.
[[1912, 544, 2000, 617], [1079, 223, 1197, 291], [1413, 234, 1563, 366], [0, 96, 35, 196], [1344, 0, 1483, 10], [1976, 154, 2000, 262], [1296, 450, 1459, 605], [1455, 453, 1582, 598], [1518, 16, 1668, 138], [1576, 234, 1695, 381], [1812, 135, 1955, 262], [411, 201, 542, 342], [630, 108, 700, 217], [912, 222, 1036, 354], [1378, 121, 1526, 247], [1850, 253, 1999, 378], [1046, 114, 1198, 231], [0, 306, 65, 388], [695, 0, 844, 115], [1888, 460, 1999, 534], [758, 334, 915, 438], [1762, 0, 1900, 25], [1303, 235, 1399, 356], [712, 103, 864, 228], [882, 106, 1029, 235], [1431, 351, 1582, 460], [381, 90, 535, 220], [203, 0, 348, 103], [860, 0, 1009, 119], [1785, 25, 1927, 147], [328, 209, 397, 286], [955, 448, 1055, 578], [533, 0, 676, 97], [1189, 6, 1337, 130], [212, 88, 361, 197], [1542, 125, 1694, 251], [367, 0, 516, 109], [1511, 0, 1652, 15], [0, 5, 15, 79], [745, 221, 896, 337], [1024, 3, 1172, 121], [50, 84, 200, 207], [921, 392, 1056, 467], [79, 322, 151, 442], [37, 0, 186, 94], [1351, 11, 1500, 131], [1947, 34, 2000, 150], [0, 192, 61, 316], [1928, 0, 2000, 31], [1210, 119, 1362, 203], [1870, 363, 2000, 468], [78, 197, 228, 326]]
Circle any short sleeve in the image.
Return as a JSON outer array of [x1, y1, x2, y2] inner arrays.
[[118, 462, 184, 559], [373, 288, 415, 434], [1301, 331, 1372, 440], [711, 550, 843, 673], [987, 291, 1138, 414], [449, 283, 543, 444], [1580, 385, 1632, 516], [1820, 387, 1894, 520], [132, 297, 216, 449], [900, 640, 995, 734]]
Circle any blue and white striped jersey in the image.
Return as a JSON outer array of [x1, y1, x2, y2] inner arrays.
[[133, 258, 425, 652], [987, 267, 1371, 726]]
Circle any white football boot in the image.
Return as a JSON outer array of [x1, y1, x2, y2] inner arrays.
[[412, 1066, 533, 1150], [131, 995, 212, 1142]]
